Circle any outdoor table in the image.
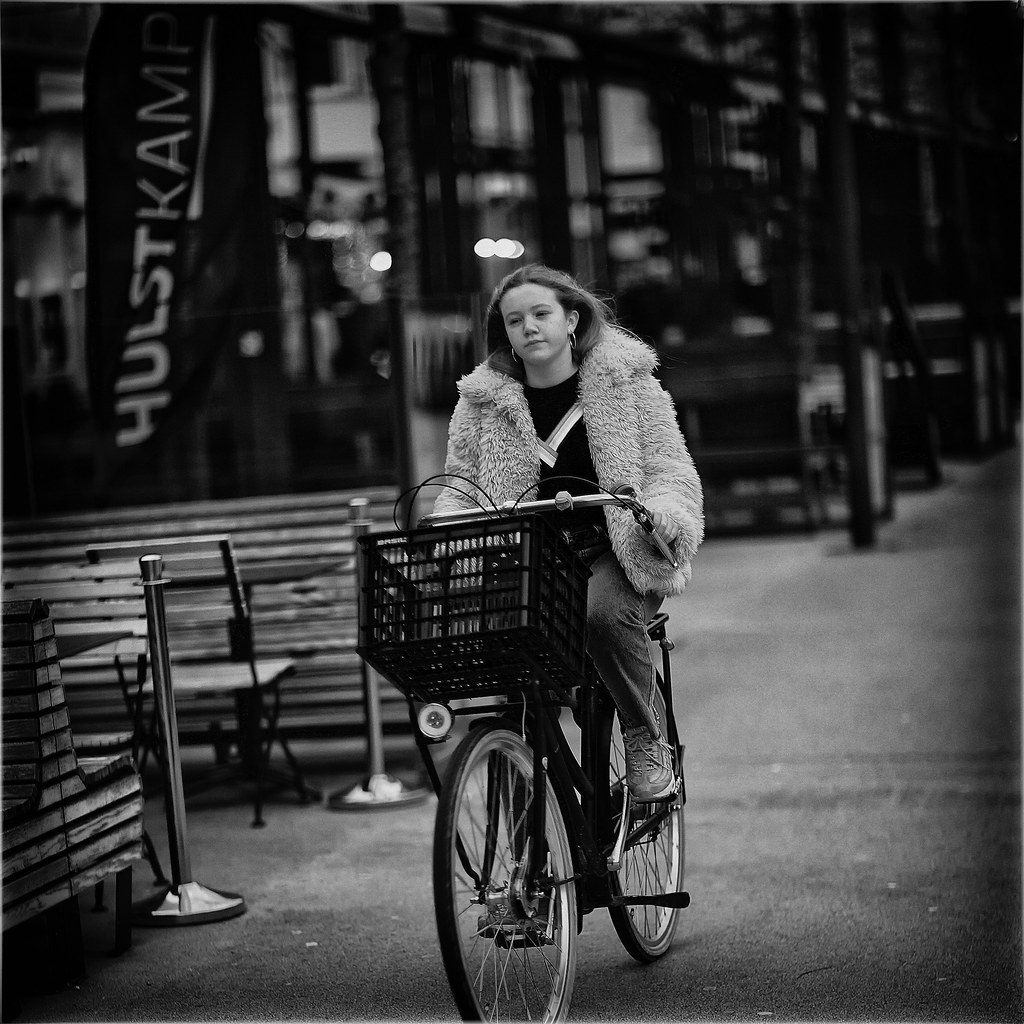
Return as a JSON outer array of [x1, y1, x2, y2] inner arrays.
[[239, 558, 349, 602], [241, 559, 344, 584], [56, 630, 135, 661]]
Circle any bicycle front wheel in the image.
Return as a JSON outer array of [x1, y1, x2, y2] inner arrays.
[[601, 703, 685, 961], [433, 719, 578, 1022]]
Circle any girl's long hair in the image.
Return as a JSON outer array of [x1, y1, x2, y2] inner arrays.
[[483, 264, 617, 380]]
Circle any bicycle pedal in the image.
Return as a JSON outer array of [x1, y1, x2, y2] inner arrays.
[[610, 890, 690, 909], [630, 781, 681, 817], [639, 776, 682, 804]]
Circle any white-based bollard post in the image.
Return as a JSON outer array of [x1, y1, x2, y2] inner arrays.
[[328, 499, 429, 810], [132, 554, 247, 925]]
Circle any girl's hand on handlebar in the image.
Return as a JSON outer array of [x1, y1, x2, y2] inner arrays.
[[637, 510, 680, 549]]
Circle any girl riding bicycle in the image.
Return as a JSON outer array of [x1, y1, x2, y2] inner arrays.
[[433, 264, 704, 802]]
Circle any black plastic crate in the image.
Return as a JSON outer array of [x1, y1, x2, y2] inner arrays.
[[357, 515, 590, 703]]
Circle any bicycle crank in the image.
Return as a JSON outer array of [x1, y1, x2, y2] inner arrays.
[[609, 890, 690, 909]]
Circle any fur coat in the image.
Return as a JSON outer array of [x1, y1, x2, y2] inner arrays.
[[433, 327, 704, 596]]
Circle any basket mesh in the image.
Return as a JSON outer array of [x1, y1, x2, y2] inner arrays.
[[357, 516, 590, 702]]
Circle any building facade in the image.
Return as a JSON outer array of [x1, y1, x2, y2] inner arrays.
[[2, 2, 1020, 524]]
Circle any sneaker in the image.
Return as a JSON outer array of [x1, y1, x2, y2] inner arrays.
[[622, 725, 675, 802]]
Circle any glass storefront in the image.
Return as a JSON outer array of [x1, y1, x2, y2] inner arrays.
[[2, 6, 97, 514], [2, 3, 1018, 516]]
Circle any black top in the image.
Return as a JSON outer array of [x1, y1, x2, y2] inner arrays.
[[524, 372, 604, 531]]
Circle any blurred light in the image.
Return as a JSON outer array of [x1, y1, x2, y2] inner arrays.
[[474, 237, 496, 258], [494, 238, 516, 259], [70, 271, 86, 290], [370, 349, 391, 379], [481, 174, 513, 199], [510, 241, 525, 259], [13, 279, 30, 299], [10, 146, 38, 169], [239, 330, 264, 358], [284, 221, 304, 239], [441, 315, 471, 333], [369, 251, 392, 273], [307, 219, 328, 239]]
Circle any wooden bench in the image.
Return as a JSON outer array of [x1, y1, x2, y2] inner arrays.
[[2, 598, 144, 969], [1, 488, 413, 766], [3, 537, 302, 827]]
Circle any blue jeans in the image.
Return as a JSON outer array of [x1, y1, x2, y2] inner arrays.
[[568, 527, 665, 738]]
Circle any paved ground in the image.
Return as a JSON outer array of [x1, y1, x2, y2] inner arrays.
[[5, 447, 1021, 1023]]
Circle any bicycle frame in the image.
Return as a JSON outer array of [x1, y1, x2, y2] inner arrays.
[[364, 488, 688, 1019], [410, 609, 682, 920], [405, 489, 685, 924]]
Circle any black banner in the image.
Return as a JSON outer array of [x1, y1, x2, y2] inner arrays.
[[84, 5, 276, 476]]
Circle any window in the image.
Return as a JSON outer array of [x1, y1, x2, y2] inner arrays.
[[562, 76, 605, 285], [599, 82, 682, 348], [465, 59, 539, 294], [260, 21, 394, 489]]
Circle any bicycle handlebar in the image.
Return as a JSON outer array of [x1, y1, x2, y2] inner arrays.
[[418, 487, 679, 568]]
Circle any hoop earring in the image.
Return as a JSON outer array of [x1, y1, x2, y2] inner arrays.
[[510, 346, 520, 363], [568, 331, 577, 350]]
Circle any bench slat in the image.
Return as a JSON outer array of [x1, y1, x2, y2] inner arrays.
[[3, 487, 395, 535], [2, 600, 143, 939], [5, 579, 141, 601], [3, 490, 409, 751]]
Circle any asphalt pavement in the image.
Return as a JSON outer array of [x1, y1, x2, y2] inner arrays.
[[5, 447, 1021, 1023]]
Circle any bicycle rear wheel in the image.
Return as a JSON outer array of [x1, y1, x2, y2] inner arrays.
[[600, 697, 685, 961], [433, 718, 578, 1022]]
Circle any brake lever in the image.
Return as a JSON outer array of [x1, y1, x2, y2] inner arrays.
[[612, 487, 679, 568], [634, 508, 679, 568]]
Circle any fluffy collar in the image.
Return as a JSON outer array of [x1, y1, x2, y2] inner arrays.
[[457, 327, 658, 408]]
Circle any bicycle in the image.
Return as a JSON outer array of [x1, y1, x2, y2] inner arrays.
[[357, 485, 689, 1021]]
